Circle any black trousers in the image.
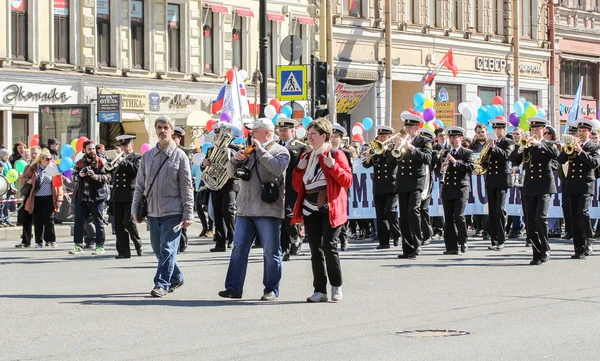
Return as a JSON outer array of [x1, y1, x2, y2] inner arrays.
[[570, 193, 593, 255], [21, 200, 33, 246], [195, 192, 212, 232], [32, 195, 56, 244], [562, 192, 572, 234], [487, 188, 507, 246], [399, 191, 422, 254], [432, 216, 444, 236], [211, 183, 236, 248], [374, 193, 401, 247], [281, 206, 301, 253], [114, 202, 142, 257], [304, 211, 342, 294], [442, 197, 468, 252], [523, 194, 551, 260], [473, 214, 489, 233], [420, 193, 433, 242]]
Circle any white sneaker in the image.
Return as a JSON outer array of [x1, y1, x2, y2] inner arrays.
[[92, 247, 105, 255], [331, 286, 343, 302], [306, 292, 328, 303]]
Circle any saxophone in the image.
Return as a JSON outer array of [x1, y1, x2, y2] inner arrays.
[[474, 140, 493, 175], [201, 127, 234, 191]]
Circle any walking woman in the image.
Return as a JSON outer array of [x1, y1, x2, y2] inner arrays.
[[291, 118, 352, 302], [20, 149, 63, 248]]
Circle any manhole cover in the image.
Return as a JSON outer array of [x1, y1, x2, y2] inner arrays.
[[394, 329, 471, 338]]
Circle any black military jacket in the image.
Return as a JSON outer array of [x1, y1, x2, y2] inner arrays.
[[282, 139, 308, 208], [558, 140, 600, 195], [394, 135, 433, 194], [510, 141, 559, 196], [363, 148, 397, 196], [485, 137, 515, 190], [112, 152, 141, 203], [441, 146, 475, 200]]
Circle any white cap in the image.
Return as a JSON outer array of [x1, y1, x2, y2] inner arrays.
[[248, 118, 275, 132], [332, 124, 347, 137]]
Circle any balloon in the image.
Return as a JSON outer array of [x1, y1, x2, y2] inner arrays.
[[496, 105, 504, 116], [477, 108, 489, 124], [71, 138, 78, 150], [220, 112, 232, 123], [433, 122, 440, 130], [423, 108, 436, 122], [238, 69, 248, 81], [487, 106, 499, 119], [536, 108, 547, 118], [492, 96, 504, 105], [423, 122, 435, 132], [32, 134, 39, 139], [509, 113, 520, 127], [59, 157, 74, 172], [295, 127, 307, 139], [461, 107, 474, 121], [458, 102, 468, 114], [423, 98, 434, 109], [74, 152, 84, 163], [264, 105, 277, 119], [351, 125, 363, 135], [192, 153, 205, 165], [206, 119, 217, 132], [518, 118, 529, 131], [508, 126, 515, 133], [269, 99, 281, 112], [487, 124, 494, 132], [30, 138, 39, 147], [56, 159, 61, 166], [61, 144, 74, 159], [523, 102, 533, 111], [75, 137, 88, 152], [414, 105, 424, 113], [52, 175, 63, 187], [352, 134, 364, 143], [471, 95, 482, 109], [140, 143, 152, 154], [353, 122, 365, 131], [302, 116, 313, 129], [513, 101, 524, 116], [272, 114, 280, 125], [5, 169, 18, 183], [202, 144, 212, 155], [63, 169, 73, 180], [44, 163, 60, 177], [525, 104, 537, 118], [281, 105, 293, 118], [362, 117, 374, 131], [413, 93, 426, 107], [418, 121, 425, 129], [15, 159, 28, 174], [226, 69, 234, 82], [434, 119, 444, 129]]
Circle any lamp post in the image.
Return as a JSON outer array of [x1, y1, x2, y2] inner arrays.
[[259, 0, 267, 118]]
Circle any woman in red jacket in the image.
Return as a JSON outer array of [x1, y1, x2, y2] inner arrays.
[[292, 118, 353, 302]]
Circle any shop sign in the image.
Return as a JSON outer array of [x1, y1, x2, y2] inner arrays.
[[97, 94, 121, 123], [335, 82, 374, 114], [2, 84, 72, 104], [559, 98, 598, 121], [102, 90, 147, 111], [519, 64, 542, 74], [434, 101, 455, 127], [160, 94, 197, 109], [53, 0, 68, 16], [475, 57, 507, 73], [334, 68, 379, 81]]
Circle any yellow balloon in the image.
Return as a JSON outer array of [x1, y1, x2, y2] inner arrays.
[[71, 139, 78, 150], [6, 169, 18, 184], [424, 98, 434, 109], [56, 159, 61, 165]]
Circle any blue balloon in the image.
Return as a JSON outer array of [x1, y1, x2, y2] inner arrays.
[[302, 116, 313, 129], [232, 137, 245, 145], [523, 102, 533, 112], [59, 157, 73, 172], [508, 125, 515, 133], [487, 106, 499, 119], [434, 119, 444, 129], [202, 144, 212, 155], [272, 114, 280, 125], [362, 117, 374, 131], [496, 105, 504, 115], [281, 105, 293, 118], [61, 144, 74, 159], [414, 105, 424, 113], [413, 93, 426, 107], [536, 108, 546, 118], [513, 101, 524, 116], [487, 124, 494, 132], [477, 108, 489, 124]]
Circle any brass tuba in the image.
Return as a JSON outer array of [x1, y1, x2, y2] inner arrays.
[[473, 140, 493, 175], [201, 127, 234, 191]]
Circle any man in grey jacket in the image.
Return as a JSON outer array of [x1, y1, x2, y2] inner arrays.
[[132, 116, 195, 298], [218, 118, 290, 301]]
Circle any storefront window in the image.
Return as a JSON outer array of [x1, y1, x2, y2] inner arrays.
[[11, 114, 29, 146], [560, 58, 597, 98], [436, 84, 462, 104], [168, 4, 181, 72], [232, 14, 243, 69], [53, 0, 70, 63], [130, 0, 144, 69], [520, 90, 539, 105], [478, 87, 501, 107], [11, 0, 28, 61], [203, 8, 214, 73], [97, 0, 110, 67], [39, 105, 90, 145], [345, 0, 361, 17]]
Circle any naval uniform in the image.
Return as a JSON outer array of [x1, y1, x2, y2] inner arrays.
[[363, 148, 401, 248], [485, 137, 515, 248], [558, 140, 600, 257], [395, 135, 432, 256], [441, 146, 475, 253], [113, 151, 143, 257]]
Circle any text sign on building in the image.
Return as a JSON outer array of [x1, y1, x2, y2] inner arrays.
[[475, 57, 507, 73], [149, 92, 161, 111], [97, 94, 122, 123], [519, 64, 542, 74], [11, 0, 26, 11], [276, 65, 307, 101], [434, 101, 456, 127], [2, 83, 72, 104], [53, 0, 69, 15]]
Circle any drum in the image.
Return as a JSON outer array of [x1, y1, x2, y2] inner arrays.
[[512, 174, 524, 188], [0, 175, 8, 198]]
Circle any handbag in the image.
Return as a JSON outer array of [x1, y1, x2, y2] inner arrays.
[[136, 153, 171, 220], [20, 183, 32, 197], [254, 159, 281, 204]]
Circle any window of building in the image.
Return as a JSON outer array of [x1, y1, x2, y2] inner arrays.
[[478, 87, 501, 106], [291, 21, 305, 65], [522, 0, 533, 38], [428, 0, 437, 26], [520, 90, 539, 105], [435, 84, 462, 126], [203, 7, 214, 73], [450, 0, 459, 29], [39, 105, 90, 145], [167, 4, 181, 72], [345, 0, 362, 17], [232, 14, 243, 70], [560, 59, 598, 98], [53, 0, 70, 63], [266, 20, 275, 78], [11, 0, 28, 61], [130, 0, 144, 69], [11, 114, 29, 146], [97, 0, 110, 67]]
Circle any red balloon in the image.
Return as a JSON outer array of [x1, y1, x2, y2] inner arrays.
[[418, 121, 425, 129], [206, 119, 217, 132], [226, 69, 234, 82], [433, 122, 441, 129], [32, 134, 39, 139], [408, 108, 415, 115], [496, 116, 505, 120], [492, 96, 504, 106], [352, 134, 364, 143], [52, 175, 63, 187], [30, 138, 39, 147], [269, 99, 282, 113], [353, 122, 365, 131], [75, 137, 88, 152]]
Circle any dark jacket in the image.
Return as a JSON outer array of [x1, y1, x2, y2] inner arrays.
[[432, 142, 451, 177], [73, 155, 110, 202], [485, 137, 515, 189], [363, 148, 397, 195], [394, 135, 432, 194], [441, 147, 475, 200], [509, 141, 559, 196], [557, 141, 600, 195], [282, 139, 308, 209], [112, 152, 142, 203]]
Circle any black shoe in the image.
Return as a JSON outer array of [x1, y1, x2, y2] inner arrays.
[[136, 247, 143, 257], [397, 253, 417, 259], [584, 246, 594, 256], [341, 241, 348, 252], [443, 250, 459, 255], [210, 247, 227, 252], [199, 229, 208, 238], [482, 232, 490, 240], [15, 243, 30, 248], [115, 255, 130, 259], [496, 244, 505, 251], [507, 233, 519, 239], [218, 289, 242, 299], [290, 243, 302, 255], [169, 280, 185, 293], [150, 287, 168, 298], [571, 253, 586, 259], [393, 238, 400, 247], [376, 244, 390, 250], [282, 249, 290, 262], [562, 233, 572, 240], [460, 244, 468, 253], [540, 252, 550, 263], [529, 258, 542, 265]]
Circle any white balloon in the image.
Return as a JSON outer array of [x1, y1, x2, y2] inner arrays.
[[462, 107, 474, 121], [593, 119, 600, 130], [458, 102, 467, 114], [351, 125, 363, 135], [193, 153, 205, 165], [470, 96, 482, 110], [45, 163, 60, 177], [74, 152, 84, 163], [238, 69, 248, 81], [232, 119, 243, 131], [295, 127, 307, 139], [264, 105, 277, 120]]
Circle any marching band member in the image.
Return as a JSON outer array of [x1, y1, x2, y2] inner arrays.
[[395, 113, 432, 259], [485, 119, 515, 251], [561, 125, 579, 241], [431, 128, 450, 238], [417, 127, 435, 246], [469, 124, 490, 240], [363, 125, 401, 250], [509, 118, 558, 265], [331, 124, 354, 251], [440, 127, 474, 255], [557, 119, 600, 259]]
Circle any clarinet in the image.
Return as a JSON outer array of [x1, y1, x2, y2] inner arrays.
[[439, 149, 450, 184]]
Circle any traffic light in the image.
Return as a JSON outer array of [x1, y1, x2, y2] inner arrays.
[[315, 61, 329, 108]]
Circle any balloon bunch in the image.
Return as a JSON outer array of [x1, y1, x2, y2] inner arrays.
[[349, 117, 374, 144], [510, 100, 547, 130], [409, 93, 444, 131], [413, 92, 434, 113]]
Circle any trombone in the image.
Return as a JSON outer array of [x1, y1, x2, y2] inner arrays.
[[104, 150, 124, 171], [364, 132, 403, 156]]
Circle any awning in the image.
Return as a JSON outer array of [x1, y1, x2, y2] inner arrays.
[[208, 4, 229, 14], [297, 16, 315, 25], [235, 8, 254, 18], [560, 53, 600, 63], [267, 13, 285, 22]]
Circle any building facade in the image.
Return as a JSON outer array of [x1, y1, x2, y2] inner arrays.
[[0, 0, 315, 151]]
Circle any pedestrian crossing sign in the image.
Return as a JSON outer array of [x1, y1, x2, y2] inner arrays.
[[277, 65, 308, 101]]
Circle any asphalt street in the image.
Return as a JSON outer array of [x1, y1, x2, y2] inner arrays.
[[1, 225, 600, 361]]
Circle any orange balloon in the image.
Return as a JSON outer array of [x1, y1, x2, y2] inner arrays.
[[75, 136, 88, 152], [206, 119, 217, 132], [30, 138, 39, 147], [52, 175, 63, 187]]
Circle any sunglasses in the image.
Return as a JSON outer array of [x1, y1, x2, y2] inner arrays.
[[45, 157, 52, 161], [544, 132, 552, 135]]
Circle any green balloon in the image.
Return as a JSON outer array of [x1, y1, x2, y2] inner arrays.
[[15, 159, 27, 174], [525, 105, 537, 118], [5, 169, 18, 184]]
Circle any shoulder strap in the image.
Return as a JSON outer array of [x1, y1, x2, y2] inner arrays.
[[146, 152, 171, 196]]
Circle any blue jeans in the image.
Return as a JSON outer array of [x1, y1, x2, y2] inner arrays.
[[148, 215, 184, 290], [73, 200, 105, 247], [225, 216, 282, 296]]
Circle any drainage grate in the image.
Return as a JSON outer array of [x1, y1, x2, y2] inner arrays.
[[394, 329, 471, 338]]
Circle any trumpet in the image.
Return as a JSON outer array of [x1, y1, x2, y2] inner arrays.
[[365, 132, 403, 156], [391, 135, 411, 158], [562, 134, 582, 155], [518, 134, 541, 148], [104, 150, 124, 171], [439, 149, 451, 184]]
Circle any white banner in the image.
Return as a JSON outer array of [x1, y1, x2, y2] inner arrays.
[[335, 83, 374, 114], [348, 164, 600, 219]]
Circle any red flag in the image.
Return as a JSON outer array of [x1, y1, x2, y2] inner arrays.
[[421, 48, 459, 86]]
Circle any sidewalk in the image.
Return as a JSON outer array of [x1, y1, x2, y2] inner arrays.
[[0, 223, 74, 241]]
